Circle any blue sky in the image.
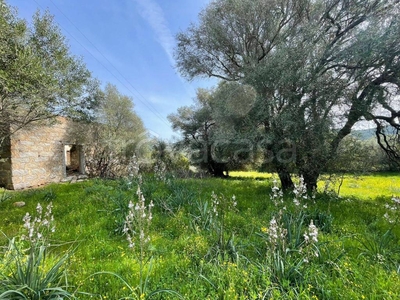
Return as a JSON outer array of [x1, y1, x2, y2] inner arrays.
[[7, 0, 215, 140]]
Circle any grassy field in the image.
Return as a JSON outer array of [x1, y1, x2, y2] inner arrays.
[[0, 172, 399, 299], [231, 171, 400, 199]]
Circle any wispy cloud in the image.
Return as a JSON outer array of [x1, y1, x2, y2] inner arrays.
[[133, 0, 175, 66], [132, 0, 218, 112]]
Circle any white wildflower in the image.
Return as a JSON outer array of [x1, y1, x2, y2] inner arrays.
[[268, 217, 279, 244], [303, 232, 310, 243], [308, 220, 318, 243], [21, 202, 55, 244], [36, 203, 43, 215], [124, 184, 153, 254]]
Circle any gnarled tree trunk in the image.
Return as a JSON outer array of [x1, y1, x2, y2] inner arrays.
[[276, 165, 294, 191]]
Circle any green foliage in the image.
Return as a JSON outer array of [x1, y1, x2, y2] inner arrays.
[[357, 229, 400, 271], [0, 238, 73, 300], [256, 179, 327, 294], [306, 209, 333, 234], [168, 88, 232, 177], [174, 0, 400, 190], [169, 84, 262, 177], [0, 189, 11, 204], [328, 135, 399, 173], [151, 140, 190, 175], [71, 84, 147, 178], [189, 200, 213, 232], [1, 173, 400, 298], [0, 0, 100, 142], [0, 203, 74, 299], [203, 192, 239, 264]]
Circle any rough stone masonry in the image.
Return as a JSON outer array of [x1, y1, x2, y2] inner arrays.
[[0, 117, 85, 190]]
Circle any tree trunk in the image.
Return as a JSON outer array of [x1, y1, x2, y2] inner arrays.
[[276, 166, 294, 191], [209, 161, 228, 178], [205, 143, 228, 178], [213, 166, 226, 178], [301, 170, 319, 192]]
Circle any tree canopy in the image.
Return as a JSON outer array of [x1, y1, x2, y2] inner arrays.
[[175, 0, 400, 190], [168, 88, 229, 177], [169, 83, 262, 177], [0, 0, 100, 144], [71, 83, 147, 178]]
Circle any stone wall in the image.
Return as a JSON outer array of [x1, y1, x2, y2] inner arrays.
[[9, 119, 69, 189], [0, 132, 12, 189], [6, 118, 79, 190]]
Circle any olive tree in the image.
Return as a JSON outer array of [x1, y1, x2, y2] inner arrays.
[[175, 0, 400, 190], [169, 82, 263, 176], [168, 88, 230, 177], [71, 84, 147, 178], [0, 1, 100, 145]]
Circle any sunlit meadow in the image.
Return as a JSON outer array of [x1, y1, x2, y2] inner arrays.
[[1, 171, 400, 299]]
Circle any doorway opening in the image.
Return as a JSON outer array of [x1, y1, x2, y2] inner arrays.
[[64, 144, 85, 177]]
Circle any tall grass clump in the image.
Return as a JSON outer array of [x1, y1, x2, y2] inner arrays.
[[190, 191, 239, 264], [0, 202, 74, 299], [207, 192, 238, 263], [356, 196, 400, 272], [122, 185, 154, 298], [92, 161, 183, 299], [258, 177, 325, 294]]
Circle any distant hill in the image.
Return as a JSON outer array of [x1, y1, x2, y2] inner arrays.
[[351, 128, 376, 140], [351, 127, 397, 140]]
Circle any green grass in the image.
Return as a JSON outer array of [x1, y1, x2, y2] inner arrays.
[[1, 173, 400, 299], [333, 173, 400, 199], [229, 171, 273, 180], [232, 171, 400, 199]]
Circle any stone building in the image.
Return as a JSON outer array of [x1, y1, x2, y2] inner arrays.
[[0, 117, 85, 190]]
